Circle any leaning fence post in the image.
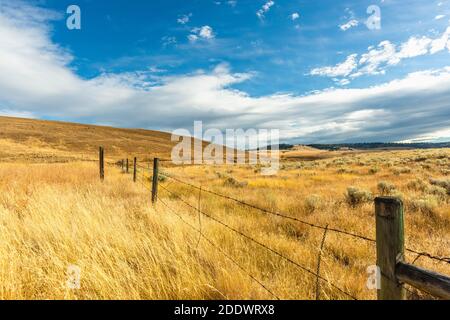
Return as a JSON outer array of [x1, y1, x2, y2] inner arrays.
[[126, 158, 129, 174], [151, 158, 159, 204], [133, 157, 137, 183], [375, 196, 406, 300], [99, 146, 104, 181]]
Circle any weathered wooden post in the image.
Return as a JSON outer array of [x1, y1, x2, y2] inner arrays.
[[126, 158, 129, 174], [133, 157, 137, 183], [151, 158, 159, 204], [121, 159, 124, 172], [375, 197, 406, 300], [99, 146, 104, 181]]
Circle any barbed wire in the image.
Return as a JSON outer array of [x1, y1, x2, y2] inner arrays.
[[158, 172, 376, 241], [133, 163, 450, 265], [157, 195, 281, 300], [135, 167, 152, 190], [115, 162, 449, 300], [157, 171, 450, 265], [135, 175, 150, 190], [406, 249, 450, 264], [315, 225, 329, 300], [136, 163, 151, 171], [158, 183, 358, 300]]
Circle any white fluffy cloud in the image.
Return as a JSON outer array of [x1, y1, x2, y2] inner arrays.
[[339, 7, 359, 31], [177, 13, 192, 25], [311, 26, 450, 83], [397, 37, 433, 58], [188, 25, 215, 42], [256, 1, 274, 20], [0, 1, 449, 143], [291, 12, 300, 21], [339, 19, 359, 31], [354, 41, 400, 76], [310, 54, 358, 77]]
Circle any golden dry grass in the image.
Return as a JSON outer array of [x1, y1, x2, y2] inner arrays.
[[0, 116, 449, 300], [0, 116, 176, 162], [0, 145, 449, 300], [0, 116, 234, 165]]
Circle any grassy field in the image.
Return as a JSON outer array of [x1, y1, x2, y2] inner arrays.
[[0, 116, 176, 162], [0, 117, 449, 300]]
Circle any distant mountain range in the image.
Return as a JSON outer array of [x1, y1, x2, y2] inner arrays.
[[275, 142, 450, 151]]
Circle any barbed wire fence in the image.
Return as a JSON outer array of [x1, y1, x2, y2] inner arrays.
[[104, 153, 450, 300], [156, 168, 450, 265]]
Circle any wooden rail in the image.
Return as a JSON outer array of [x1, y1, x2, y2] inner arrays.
[[375, 197, 450, 300], [396, 261, 450, 299]]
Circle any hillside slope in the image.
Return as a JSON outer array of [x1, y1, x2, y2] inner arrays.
[[0, 116, 177, 162]]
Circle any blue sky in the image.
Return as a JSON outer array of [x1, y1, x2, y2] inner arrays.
[[47, 0, 450, 94], [0, 0, 450, 143]]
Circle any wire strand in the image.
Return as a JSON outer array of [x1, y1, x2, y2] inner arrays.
[[157, 195, 281, 300], [158, 183, 357, 300], [315, 225, 329, 300], [158, 171, 450, 264]]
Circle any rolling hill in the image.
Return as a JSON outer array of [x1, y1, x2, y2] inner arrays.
[[0, 116, 179, 163]]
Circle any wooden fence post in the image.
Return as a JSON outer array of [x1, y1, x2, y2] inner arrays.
[[151, 158, 159, 204], [121, 159, 124, 172], [99, 146, 104, 181], [126, 158, 129, 174], [133, 157, 137, 183], [375, 196, 406, 300]]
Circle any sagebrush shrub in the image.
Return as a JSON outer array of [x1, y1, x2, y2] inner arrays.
[[392, 167, 411, 175], [406, 179, 428, 192], [429, 178, 450, 195], [336, 168, 354, 174], [304, 194, 322, 213], [409, 196, 439, 215], [346, 187, 373, 206], [223, 177, 248, 188], [377, 181, 395, 195], [368, 167, 379, 175], [428, 186, 447, 199]]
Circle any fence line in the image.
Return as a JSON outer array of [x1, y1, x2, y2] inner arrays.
[[157, 170, 450, 265], [158, 171, 377, 243], [119, 157, 450, 266], [136, 163, 150, 171], [107, 152, 450, 299], [158, 183, 357, 300]]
